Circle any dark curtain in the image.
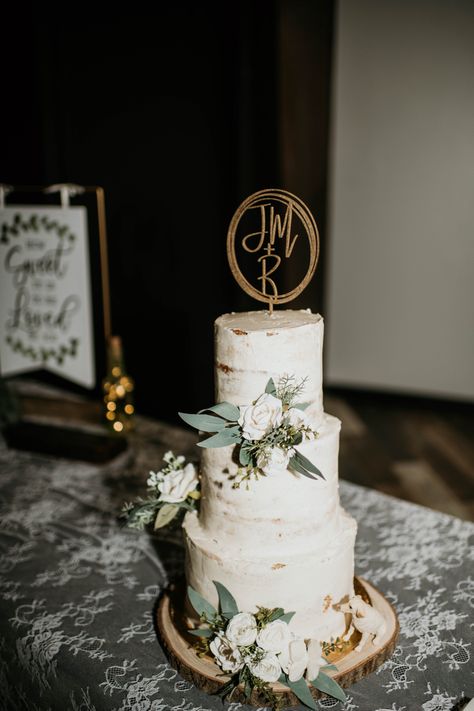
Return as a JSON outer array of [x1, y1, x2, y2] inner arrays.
[[0, 2, 333, 423]]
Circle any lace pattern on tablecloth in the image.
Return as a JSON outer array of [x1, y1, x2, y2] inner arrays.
[[0, 445, 472, 711]]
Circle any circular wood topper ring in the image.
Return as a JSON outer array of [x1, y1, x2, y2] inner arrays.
[[226, 188, 319, 305]]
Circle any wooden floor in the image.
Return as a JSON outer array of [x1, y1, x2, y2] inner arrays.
[[325, 388, 474, 522]]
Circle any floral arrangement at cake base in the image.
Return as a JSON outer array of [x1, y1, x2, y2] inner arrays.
[[187, 580, 347, 709]]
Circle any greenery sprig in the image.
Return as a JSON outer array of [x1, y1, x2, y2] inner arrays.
[[6, 334, 79, 366], [0, 211, 77, 246]]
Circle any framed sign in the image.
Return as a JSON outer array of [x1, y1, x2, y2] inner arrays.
[[0, 185, 111, 391]]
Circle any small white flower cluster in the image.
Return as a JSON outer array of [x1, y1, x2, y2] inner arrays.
[[238, 392, 316, 476], [147, 450, 199, 504], [209, 613, 326, 684]]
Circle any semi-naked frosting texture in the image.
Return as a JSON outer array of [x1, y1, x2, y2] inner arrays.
[[183, 309, 357, 642], [214, 310, 324, 427]]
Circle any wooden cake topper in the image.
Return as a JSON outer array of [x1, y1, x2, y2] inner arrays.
[[226, 189, 319, 312]]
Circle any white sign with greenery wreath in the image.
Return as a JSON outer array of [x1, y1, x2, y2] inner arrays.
[[0, 206, 95, 387]]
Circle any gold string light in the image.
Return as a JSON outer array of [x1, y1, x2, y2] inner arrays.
[[102, 336, 135, 433]]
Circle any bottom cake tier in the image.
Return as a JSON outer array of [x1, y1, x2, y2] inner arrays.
[[183, 508, 357, 642]]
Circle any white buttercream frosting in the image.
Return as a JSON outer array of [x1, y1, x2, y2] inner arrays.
[[184, 309, 357, 643]]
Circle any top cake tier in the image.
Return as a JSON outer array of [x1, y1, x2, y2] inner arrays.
[[214, 309, 324, 426]]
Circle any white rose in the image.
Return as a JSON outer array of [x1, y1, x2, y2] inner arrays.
[[279, 638, 308, 682], [238, 393, 283, 441], [286, 407, 307, 428], [256, 620, 292, 653], [305, 639, 326, 681], [209, 634, 243, 673], [157, 463, 198, 503], [286, 408, 315, 440], [226, 612, 258, 646], [256, 446, 290, 476], [247, 652, 281, 683]]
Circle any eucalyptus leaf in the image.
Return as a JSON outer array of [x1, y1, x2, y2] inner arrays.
[[321, 663, 337, 671], [279, 611, 296, 623], [215, 675, 239, 699], [268, 607, 285, 622], [244, 677, 252, 701], [294, 450, 324, 479], [285, 677, 318, 710], [198, 428, 241, 449], [187, 585, 217, 619], [239, 444, 251, 466], [293, 402, 310, 411], [289, 455, 318, 479], [178, 412, 226, 432], [213, 580, 239, 618], [310, 671, 347, 703], [200, 402, 240, 422], [265, 377, 276, 395], [225, 425, 241, 435], [188, 627, 213, 637], [154, 504, 179, 529]]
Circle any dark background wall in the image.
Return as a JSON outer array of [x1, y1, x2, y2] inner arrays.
[[0, 2, 334, 422]]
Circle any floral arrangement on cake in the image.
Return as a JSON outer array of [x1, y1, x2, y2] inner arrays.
[[121, 451, 200, 530], [188, 580, 346, 709], [179, 375, 323, 487]]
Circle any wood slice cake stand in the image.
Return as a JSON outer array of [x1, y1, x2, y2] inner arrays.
[[156, 577, 399, 705]]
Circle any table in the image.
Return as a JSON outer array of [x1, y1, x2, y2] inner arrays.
[[0, 406, 473, 711]]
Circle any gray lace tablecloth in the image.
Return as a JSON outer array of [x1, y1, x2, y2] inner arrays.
[[0, 434, 473, 711]]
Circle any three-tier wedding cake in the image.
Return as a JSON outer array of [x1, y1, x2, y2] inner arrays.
[[183, 308, 357, 644], [124, 190, 396, 706]]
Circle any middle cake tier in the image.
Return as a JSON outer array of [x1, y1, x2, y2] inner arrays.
[[198, 413, 344, 552]]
